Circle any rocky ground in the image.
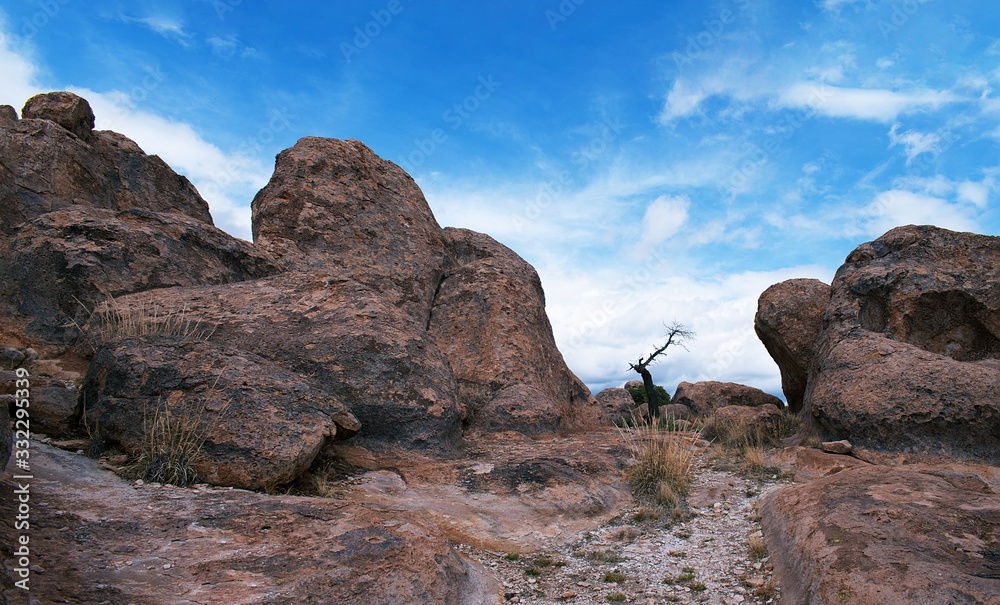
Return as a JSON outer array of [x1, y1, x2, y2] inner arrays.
[[459, 455, 783, 605]]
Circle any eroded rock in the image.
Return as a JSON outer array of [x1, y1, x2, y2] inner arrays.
[[672, 381, 784, 416], [761, 464, 1000, 605], [81, 336, 360, 489], [754, 278, 830, 413]]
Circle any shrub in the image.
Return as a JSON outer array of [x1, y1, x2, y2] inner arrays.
[[618, 415, 699, 510], [124, 394, 214, 487], [747, 534, 768, 560], [603, 571, 626, 583], [626, 384, 671, 406]]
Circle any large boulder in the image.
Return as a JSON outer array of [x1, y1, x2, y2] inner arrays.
[[761, 464, 1000, 605], [595, 387, 636, 421], [672, 380, 784, 416], [429, 228, 601, 433], [754, 278, 830, 413], [250, 137, 450, 324], [80, 336, 360, 489], [805, 226, 1000, 461], [0, 92, 278, 343], [91, 274, 463, 450]]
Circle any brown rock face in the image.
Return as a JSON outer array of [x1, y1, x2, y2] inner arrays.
[[672, 381, 784, 416], [761, 464, 1000, 605], [806, 226, 1000, 461], [21, 91, 95, 142], [251, 137, 449, 323], [754, 278, 830, 413], [595, 387, 636, 421], [81, 336, 360, 490], [430, 228, 601, 433], [0, 444, 501, 604], [0, 92, 276, 342]]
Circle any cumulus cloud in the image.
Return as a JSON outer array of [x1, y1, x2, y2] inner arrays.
[[858, 190, 981, 236], [778, 83, 960, 122], [633, 195, 690, 257]]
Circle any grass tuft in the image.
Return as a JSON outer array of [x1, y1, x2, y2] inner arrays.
[[618, 414, 700, 511], [124, 394, 215, 487], [77, 295, 216, 346]]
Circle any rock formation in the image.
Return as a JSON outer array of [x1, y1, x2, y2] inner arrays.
[[0, 92, 602, 489], [757, 226, 1000, 462], [754, 278, 830, 413], [595, 387, 636, 421], [761, 464, 1000, 604], [672, 380, 784, 416]]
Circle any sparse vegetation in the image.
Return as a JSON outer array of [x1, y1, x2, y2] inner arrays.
[[76, 295, 216, 347], [626, 384, 671, 406], [747, 534, 768, 560], [689, 581, 707, 592], [124, 394, 216, 487], [606, 594, 626, 603], [618, 414, 700, 512], [603, 571, 626, 583], [504, 552, 521, 561]]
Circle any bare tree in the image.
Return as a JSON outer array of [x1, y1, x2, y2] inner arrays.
[[629, 322, 694, 419]]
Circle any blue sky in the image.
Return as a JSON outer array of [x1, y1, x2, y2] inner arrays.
[[2, 0, 998, 397]]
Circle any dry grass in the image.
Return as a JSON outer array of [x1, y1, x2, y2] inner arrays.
[[618, 415, 701, 511], [124, 393, 216, 487], [77, 295, 216, 345], [747, 534, 768, 560]]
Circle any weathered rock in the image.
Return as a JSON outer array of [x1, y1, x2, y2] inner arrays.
[[821, 439, 853, 455], [430, 228, 601, 433], [0, 105, 16, 123], [0, 347, 25, 368], [660, 403, 693, 420], [624, 379, 644, 390], [251, 137, 450, 323], [754, 278, 830, 413], [80, 336, 360, 489], [1, 443, 502, 604], [468, 384, 560, 436], [672, 381, 784, 416], [761, 464, 1000, 605], [0, 104, 213, 231], [103, 273, 463, 450], [595, 387, 636, 421], [806, 226, 1000, 461], [29, 380, 80, 435], [1, 207, 278, 343], [711, 404, 783, 445], [765, 446, 869, 483], [21, 91, 95, 142]]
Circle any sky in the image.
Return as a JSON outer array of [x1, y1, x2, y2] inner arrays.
[[1, 0, 998, 398]]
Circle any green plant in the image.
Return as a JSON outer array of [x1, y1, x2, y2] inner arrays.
[[504, 553, 520, 561], [603, 571, 626, 583], [525, 567, 540, 577], [606, 593, 626, 602], [676, 567, 696, 583], [689, 581, 707, 592], [626, 384, 671, 406]]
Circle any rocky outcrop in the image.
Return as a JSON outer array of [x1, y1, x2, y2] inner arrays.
[[595, 387, 636, 421], [806, 226, 1000, 461], [711, 404, 783, 444], [81, 336, 360, 489], [250, 136, 450, 323], [1, 443, 501, 604], [0, 92, 278, 342], [672, 381, 784, 416], [754, 278, 830, 413], [430, 228, 601, 433], [761, 464, 1000, 605], [103, 273, 464, 450]]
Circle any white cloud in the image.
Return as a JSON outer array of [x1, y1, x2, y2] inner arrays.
[[0, 22, 261, 239], [119, 14, 191, 44], [858, 190, 980, 236], [778, 83, 960, 122], [819, 0, 865, 11], [888, 123, 942, 165], [957, 180, 990, 208], [633, 196, 690, 257]]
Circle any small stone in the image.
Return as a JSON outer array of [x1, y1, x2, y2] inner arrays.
[[560, 591, 577, 599], [821, 440, 853, 455]]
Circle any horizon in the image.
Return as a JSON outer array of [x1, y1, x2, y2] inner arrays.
[[1, 0, 998, 398]]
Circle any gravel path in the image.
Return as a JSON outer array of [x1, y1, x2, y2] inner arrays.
[[461, 452, 784, 605]]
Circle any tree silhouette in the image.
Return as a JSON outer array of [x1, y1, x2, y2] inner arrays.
[[629, 322, 694, 419]]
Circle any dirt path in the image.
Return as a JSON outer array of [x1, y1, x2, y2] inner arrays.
[[460, 454, 783, 605]]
